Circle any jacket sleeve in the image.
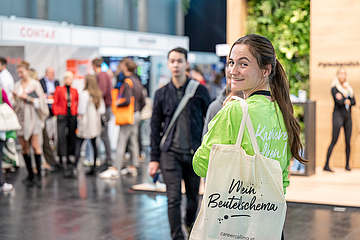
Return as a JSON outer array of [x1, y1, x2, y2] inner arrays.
[[116, 82, 132, 107], [350, 95, 356, 106], [201, 86, 211, 117], [139, 89, 146, 112], [150, 89, 164, 162], [332, 87, 345, 107], [2, 89, 12, 109], [52, 87, 60, 116], [193, 102, 241, 177]]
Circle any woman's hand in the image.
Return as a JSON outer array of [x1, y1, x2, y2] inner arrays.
[[336, 92, 343, 100], [344, 99, 351, 106]]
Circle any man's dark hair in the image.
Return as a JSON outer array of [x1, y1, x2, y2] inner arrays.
[[0, 58, 7, 66], [168, 47, 188, 61]]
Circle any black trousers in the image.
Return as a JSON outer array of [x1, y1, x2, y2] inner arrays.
[[0, 140, 4, 186], [325, 110, 352, 167], [160, 151, 200, 240], [57, 115, 77, 158]]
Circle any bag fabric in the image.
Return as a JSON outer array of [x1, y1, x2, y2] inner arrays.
[[76, 96, 103, 139], [0, 90, 21, 132], [190, 97, 286, 240], [111, 78, 135, 126]]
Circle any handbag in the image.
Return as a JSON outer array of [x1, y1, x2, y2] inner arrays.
[[190, 97, 287, 240], [111, 78, 135, 126], [0, 89, 21, 132]]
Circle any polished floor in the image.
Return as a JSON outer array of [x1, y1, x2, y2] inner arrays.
[[1, 162, 360, 240]]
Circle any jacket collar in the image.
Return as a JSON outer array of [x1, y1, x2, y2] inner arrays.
[[170, 77, 190, 91]]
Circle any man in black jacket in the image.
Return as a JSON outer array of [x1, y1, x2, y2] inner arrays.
[[149, 47, 210, 240]]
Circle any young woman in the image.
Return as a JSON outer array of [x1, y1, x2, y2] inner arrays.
[[193, 34, 306, 240], [52, 71, 79, 170], [324, 68, 356, 172], [73, 75, 105, 176], [13, 61, 49, 185]]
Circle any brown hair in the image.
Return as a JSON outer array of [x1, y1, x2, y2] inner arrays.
[[229, 34, 306, 163], [17, 60, 30, 70], [92, 58, 103, 68], [120, 58, 137, 73], [84, 75, 103, 109]]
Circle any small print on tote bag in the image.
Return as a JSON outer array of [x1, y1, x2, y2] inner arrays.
[[190, 97, 287, 240]]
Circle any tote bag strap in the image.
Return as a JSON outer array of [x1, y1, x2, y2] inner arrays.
[[233, 96, 260, 154]]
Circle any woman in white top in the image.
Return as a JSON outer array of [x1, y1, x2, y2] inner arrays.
[[13, 61, 49, 185], [72, 75, 105, 176]]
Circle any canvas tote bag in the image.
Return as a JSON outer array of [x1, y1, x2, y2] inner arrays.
[[190, 97, 286, 240], [0, 90, 21, 132]]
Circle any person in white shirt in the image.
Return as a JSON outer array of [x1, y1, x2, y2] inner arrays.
[[0, 58, 15, 103]]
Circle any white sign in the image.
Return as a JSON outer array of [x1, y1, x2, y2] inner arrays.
[[71, 28, 99, 46], [2, 21, 70, 44], [125, 32, 168, 50], [216, 43, 230, 57], [100, 30, 125, 47]]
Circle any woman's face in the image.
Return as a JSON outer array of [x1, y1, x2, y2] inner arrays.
[[17, 67, 29, 80], [228, 44, 264, 93], [337, 68, 346, 84], [64, 76, 73, 86]]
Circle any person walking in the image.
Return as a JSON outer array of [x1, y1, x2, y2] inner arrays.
[[149, 47, 211, 240], [192, 34, 306, 240], [0, 88, 14, 192], [52, 71, 79, 176], [73, 75, 105, 176], [13, 61, 49, 185], [324, 68, 356, 172], [92, 59, 112, 170]]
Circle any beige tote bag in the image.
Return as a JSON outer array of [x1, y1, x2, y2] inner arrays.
[[190, 97, 286, 240], [0, 103, 21, 132]]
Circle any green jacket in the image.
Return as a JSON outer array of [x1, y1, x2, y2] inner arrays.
[[193, 95, 291, 194]]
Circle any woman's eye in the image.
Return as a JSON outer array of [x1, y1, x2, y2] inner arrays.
[[228, 61, 234, 66], [241, 62, 248, 67]]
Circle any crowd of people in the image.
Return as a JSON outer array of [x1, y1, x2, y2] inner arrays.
[[0, 56, 149, 190], [0, 38, 356, 239]]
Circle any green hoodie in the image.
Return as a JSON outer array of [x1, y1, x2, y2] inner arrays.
[[193, 95, 291, 194]]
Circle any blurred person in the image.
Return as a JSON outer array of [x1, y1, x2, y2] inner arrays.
[[202, 70, 243, 137], [116, 58, 145, 177], [193, 34, 306, 240], [0, 57, 15, 104], [31, 68, 58, 172], [74, 75, 105, 176], [0, 88, 14, 192], [101, 60, 136, 179], [190, 66, 206, 86], [13, 61, 49, 185], [29, 68, 38, 80], [52, 71, 79, 175], [324, 68, 356, 172], [149, 47, 210, 239], [209, 70, 224, 101], [92, 58, 112, 170], [39, 67, 59, 116]]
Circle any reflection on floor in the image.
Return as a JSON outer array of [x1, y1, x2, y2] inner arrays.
[[1, 164, 360, 240]]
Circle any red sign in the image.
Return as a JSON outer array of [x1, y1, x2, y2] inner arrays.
[[66, 59, 90, 80], [20, 27, 55, 39]]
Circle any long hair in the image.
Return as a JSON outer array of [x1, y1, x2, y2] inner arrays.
[[330, 68, 353, 97], [229, 34, 306, 164], [84, 75, 102, 109]]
